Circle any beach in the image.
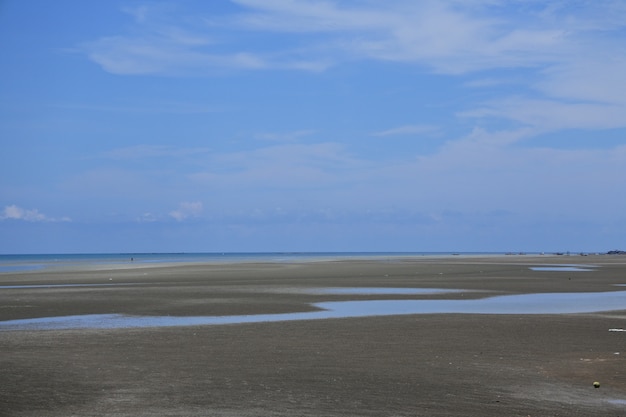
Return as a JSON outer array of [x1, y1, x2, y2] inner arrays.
[[1, 255, 625, 416]]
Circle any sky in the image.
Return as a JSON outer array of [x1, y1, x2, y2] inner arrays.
[[1, 0, 625, 254]]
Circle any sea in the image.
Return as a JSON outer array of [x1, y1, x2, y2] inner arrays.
[[0, 252, 509, 273]]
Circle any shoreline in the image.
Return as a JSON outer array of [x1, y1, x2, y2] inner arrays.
[[2, 252, 623, 275]]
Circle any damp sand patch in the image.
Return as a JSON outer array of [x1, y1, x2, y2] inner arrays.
[[0, 283, 141, 289]]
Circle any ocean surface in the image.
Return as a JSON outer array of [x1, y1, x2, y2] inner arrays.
[[0, 252, 509, 273]]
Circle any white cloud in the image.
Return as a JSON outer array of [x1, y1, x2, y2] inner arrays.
[[169, 201, 204, 221], [65, 0, 626, 227], [121, 5, 151, 23], [136, 212, 158, 223], [458, 33, 626, 133], [76, 1, 626, 134], [536, 57, 626, 106], [76, 1, 601, 75], [1, 205, 71, 222], [228, 0, 581, 73], [460, 97, 626, 132], [82, 35, 227, 75]]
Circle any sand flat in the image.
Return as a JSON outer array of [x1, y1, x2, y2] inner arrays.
[[1, 255, 626, 416]]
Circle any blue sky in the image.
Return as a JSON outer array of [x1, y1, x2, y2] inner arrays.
[[1, 0, 625, 253]]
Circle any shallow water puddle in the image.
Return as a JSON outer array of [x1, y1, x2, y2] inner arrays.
[[530, 264, 597, 272], [316, 288, 464, 295], [2, 289, 626, 331]]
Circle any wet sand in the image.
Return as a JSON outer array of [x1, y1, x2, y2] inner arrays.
[[1, 255, 626, 416]]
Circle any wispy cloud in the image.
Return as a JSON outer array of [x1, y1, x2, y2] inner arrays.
[[136, 212, 159, 223], [169, 201, 203, 221], [121, 5, 155, 24], [232, 0, 566, 73], [535, 57, 626, 106], [75, 1, 626, 133], [460, 38, 626, 133], [460, 97, 626, 132], [371, 125, 439, 137], [77, 1, 622, 76], [82, 38, 269, 75], [78, 2, 329, 75], [1, 205, 71, 222]]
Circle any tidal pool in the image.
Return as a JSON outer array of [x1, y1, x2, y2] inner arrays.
[[316, 287, 465, 295], [1, 289, 626, 331], [530, 265, 597, 272]]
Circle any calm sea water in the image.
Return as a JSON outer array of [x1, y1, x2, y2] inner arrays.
[[0, 252, 507, 273]]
